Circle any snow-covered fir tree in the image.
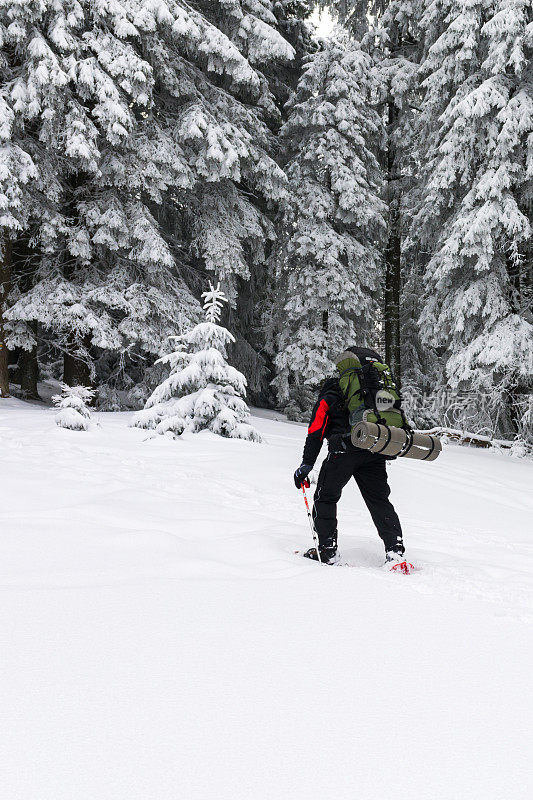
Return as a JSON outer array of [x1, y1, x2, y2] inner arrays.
[[0, 0, 203, 396], [413, 0, 533, 440], [0, 0, 297, 404], [314, 0, 427, 397], [271, 36, 387, 415], [0, 71, 37, 397], [265, 0, 317, 106], [52, 384, 95, 431], [133, 283, 261, 441], [362, 0, 423, 389]]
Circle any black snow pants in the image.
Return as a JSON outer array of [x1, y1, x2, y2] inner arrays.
[[312, 447, 404, 554]]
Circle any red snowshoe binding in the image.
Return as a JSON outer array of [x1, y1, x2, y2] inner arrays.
[[385, 550, 414, 574]]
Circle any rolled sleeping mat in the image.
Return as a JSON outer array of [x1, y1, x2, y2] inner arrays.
[[351, 421, 406, 456], [374, 424, 409, 457], [402, 430, 442, 461], [352, 421, 442, 461], [352, 420, 381, 449]]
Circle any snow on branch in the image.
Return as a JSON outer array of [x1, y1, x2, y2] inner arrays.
[[201, 281, 227, 323]]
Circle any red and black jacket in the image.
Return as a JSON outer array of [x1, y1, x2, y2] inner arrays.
[[302, 378, 350, 467]]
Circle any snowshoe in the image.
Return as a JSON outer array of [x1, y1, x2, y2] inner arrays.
[[384, 550, 414, 574], [302, 546, 338, 565]]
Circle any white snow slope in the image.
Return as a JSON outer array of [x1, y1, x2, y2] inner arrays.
[[1, 398, 532, 800]]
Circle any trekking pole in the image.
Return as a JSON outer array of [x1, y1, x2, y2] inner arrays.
[[300, 483, 322, 564]]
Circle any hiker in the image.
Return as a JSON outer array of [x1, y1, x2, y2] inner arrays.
[[293, 346, 406, 566]]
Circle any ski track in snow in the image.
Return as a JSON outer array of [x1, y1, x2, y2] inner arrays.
[[1, 398, 532, 800]]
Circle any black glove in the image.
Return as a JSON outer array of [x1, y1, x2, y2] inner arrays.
[[294, 463, 312, 489]]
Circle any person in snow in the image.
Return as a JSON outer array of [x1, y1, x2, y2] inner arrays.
[[293, 346, 405, 566]]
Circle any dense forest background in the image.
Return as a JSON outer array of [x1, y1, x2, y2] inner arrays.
[[0, 0, 531, 443]]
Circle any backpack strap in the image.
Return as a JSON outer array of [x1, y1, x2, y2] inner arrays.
[[338, 363, 388, 426], [337, 364, 361, 380], [319, 376, 351, 438], [359, 363, 387, 426]]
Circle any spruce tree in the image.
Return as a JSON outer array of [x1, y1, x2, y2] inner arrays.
[[53, 384, 95, 431], [363, 0, 423, 387], [133, 283, 261, 441], [271, 36, 387, 415], [0, 0, 296, 403], [414, 0, 533, 440], [0, 85, 37, 397]]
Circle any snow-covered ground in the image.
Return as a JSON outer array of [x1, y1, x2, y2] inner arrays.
[[1, 398, 532, 800]]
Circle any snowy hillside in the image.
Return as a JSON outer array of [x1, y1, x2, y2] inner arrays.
[[1, 399, 532, 800]]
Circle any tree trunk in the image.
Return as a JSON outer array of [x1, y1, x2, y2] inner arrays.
[[384, 101, 402, 386], [61, 173, 93, 390], [0, 238, 12, 398], [12, 233, 41, 400], [63, 335, 92, 387], [12, 237, 41, 399], [384, 202, 402, 382], [19, 327, 40, 400]]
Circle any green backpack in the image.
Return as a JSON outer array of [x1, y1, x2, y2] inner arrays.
[[335, 347, 408, 432]]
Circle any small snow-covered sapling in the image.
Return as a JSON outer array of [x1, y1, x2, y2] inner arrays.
[[52, 384, 95, 431], [133, 282, 261, 441]]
